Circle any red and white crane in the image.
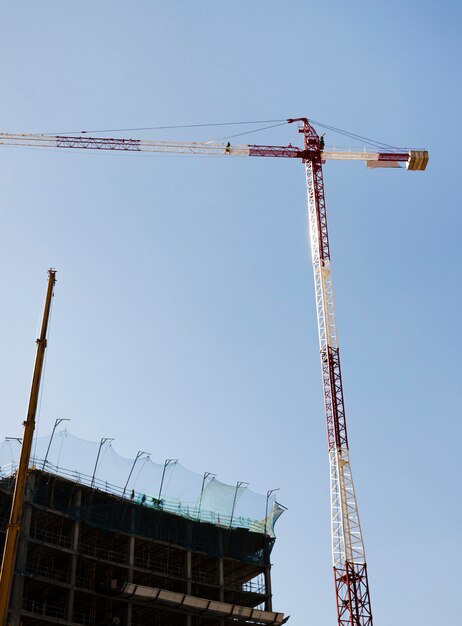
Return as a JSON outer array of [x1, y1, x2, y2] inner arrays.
[[0, 119, 428, 626]]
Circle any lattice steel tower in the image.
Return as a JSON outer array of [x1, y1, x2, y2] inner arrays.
[[297, 118, 373, 626]]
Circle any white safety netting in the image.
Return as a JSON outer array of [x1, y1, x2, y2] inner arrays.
[[0, 431, 284, 536]]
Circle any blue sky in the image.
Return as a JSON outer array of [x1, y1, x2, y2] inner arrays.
[[0, 1, 460, 624]]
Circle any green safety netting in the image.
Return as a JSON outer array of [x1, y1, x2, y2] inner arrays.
[[0, 431, 284, 536]]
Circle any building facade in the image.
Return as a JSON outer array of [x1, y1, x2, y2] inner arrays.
[[0, 470, 285, 626]]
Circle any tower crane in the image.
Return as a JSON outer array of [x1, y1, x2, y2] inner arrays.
[[0, 120, 428, 626]]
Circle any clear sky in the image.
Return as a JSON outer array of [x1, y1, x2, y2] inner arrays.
[[0, 1, 460, 624]]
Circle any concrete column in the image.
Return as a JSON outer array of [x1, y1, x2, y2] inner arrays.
[[185, 518, 193, 626], [218, 558, 224, 602], [218, 528, 225, 626], [218, 556, 225, 626], [128, 536, 135, 582], [263, 539, 272, 612], [126, 535, 135, 626], [9, 475, 35, 626], [185, 550, 192, 594], [264, 565, 273, 612], [218, 529, 225, 603], [185, 548, 192, 626], [184, 550, 192, 626], [66, 487, 82, 622], [126, 505, 137, 626]]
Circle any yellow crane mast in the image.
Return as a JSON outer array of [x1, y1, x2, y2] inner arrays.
[[0, 269, 57, 626]]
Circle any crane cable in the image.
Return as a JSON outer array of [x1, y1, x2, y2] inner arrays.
[[309, 118, 405, 151], [217, 122, 288, 141], [41, 119, 287, 136], [32, 117, 407, 152]]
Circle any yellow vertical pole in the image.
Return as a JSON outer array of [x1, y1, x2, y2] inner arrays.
[[0, 269, 57, 625]]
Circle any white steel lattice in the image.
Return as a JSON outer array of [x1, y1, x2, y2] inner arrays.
[[305, 161, 366, 568]]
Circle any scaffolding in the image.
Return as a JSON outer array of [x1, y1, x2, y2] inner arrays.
[[0, 469, 285, 626], [0, 432, 284, 538]]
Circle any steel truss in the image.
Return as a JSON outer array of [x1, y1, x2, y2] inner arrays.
[[335, 562, 372, 626], [301, 119, 372, 626]]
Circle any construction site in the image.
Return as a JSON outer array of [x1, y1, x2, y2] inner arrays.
[[0, 119, 428, 626], [0, 465, 282, 626]]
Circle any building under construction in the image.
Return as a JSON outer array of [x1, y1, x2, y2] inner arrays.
[[0, 464, 285, 626]]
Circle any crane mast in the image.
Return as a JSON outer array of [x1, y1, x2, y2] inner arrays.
[[298, 118, 372, 625], [0, 269, 56, 626]]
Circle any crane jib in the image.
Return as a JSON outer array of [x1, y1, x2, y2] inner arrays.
[[56, 136, 142, 151], [248, 145, 306, 158], [0, 133, 428, 169]]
